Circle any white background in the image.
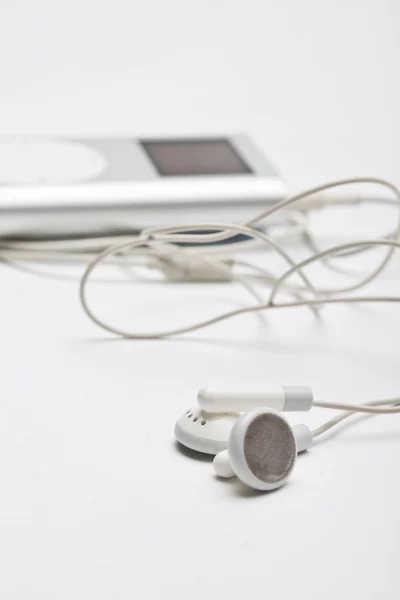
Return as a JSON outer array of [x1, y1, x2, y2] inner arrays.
[[1, 1, 400, 599]]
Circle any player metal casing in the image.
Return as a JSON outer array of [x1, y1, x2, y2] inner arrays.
[[0, 135, 286, 239]]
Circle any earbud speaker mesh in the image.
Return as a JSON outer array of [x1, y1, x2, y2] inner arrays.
[[243, 413, 296, 484]]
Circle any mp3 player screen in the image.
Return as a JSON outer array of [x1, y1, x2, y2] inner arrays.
[[140, 138, 252, 177]]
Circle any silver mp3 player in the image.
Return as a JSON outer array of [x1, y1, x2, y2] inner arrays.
[[0, 135, 286, 239]]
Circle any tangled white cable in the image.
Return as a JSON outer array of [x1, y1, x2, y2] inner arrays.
[[3, 175, 400, 487], [79, 177, 400, 338], [78, 176, 400, 438]]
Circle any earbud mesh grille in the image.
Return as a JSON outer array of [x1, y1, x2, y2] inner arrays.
[[243, 413, 296, 484]]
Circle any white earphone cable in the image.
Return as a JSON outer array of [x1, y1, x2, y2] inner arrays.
[[78, 177, 400, 340], [77, 176, 400, 418], [4, 177, 400, 419], [312, 399, 400, 438]]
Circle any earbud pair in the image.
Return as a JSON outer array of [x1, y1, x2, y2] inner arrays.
[[175, 386, 314, 491]]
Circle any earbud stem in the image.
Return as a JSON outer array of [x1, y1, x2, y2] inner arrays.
[[213, 450, 234, 478], [292, 424, 313, 452], [198, 386, 313, 414]]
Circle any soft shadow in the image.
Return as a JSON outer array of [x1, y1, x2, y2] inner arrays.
[[78, 329, 325, 351], [174, 440, 213, 462], [214, 473, 288, 498], [76, 332, 400, 371]]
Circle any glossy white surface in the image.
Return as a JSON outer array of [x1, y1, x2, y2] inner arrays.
[[1, 240, 400, 599]]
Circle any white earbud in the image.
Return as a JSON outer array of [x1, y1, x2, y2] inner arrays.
[[174, 386, 313, 455], [197, 386, 313, 414], [213, 408, 312, 491], [174, 406, 238, 454]]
